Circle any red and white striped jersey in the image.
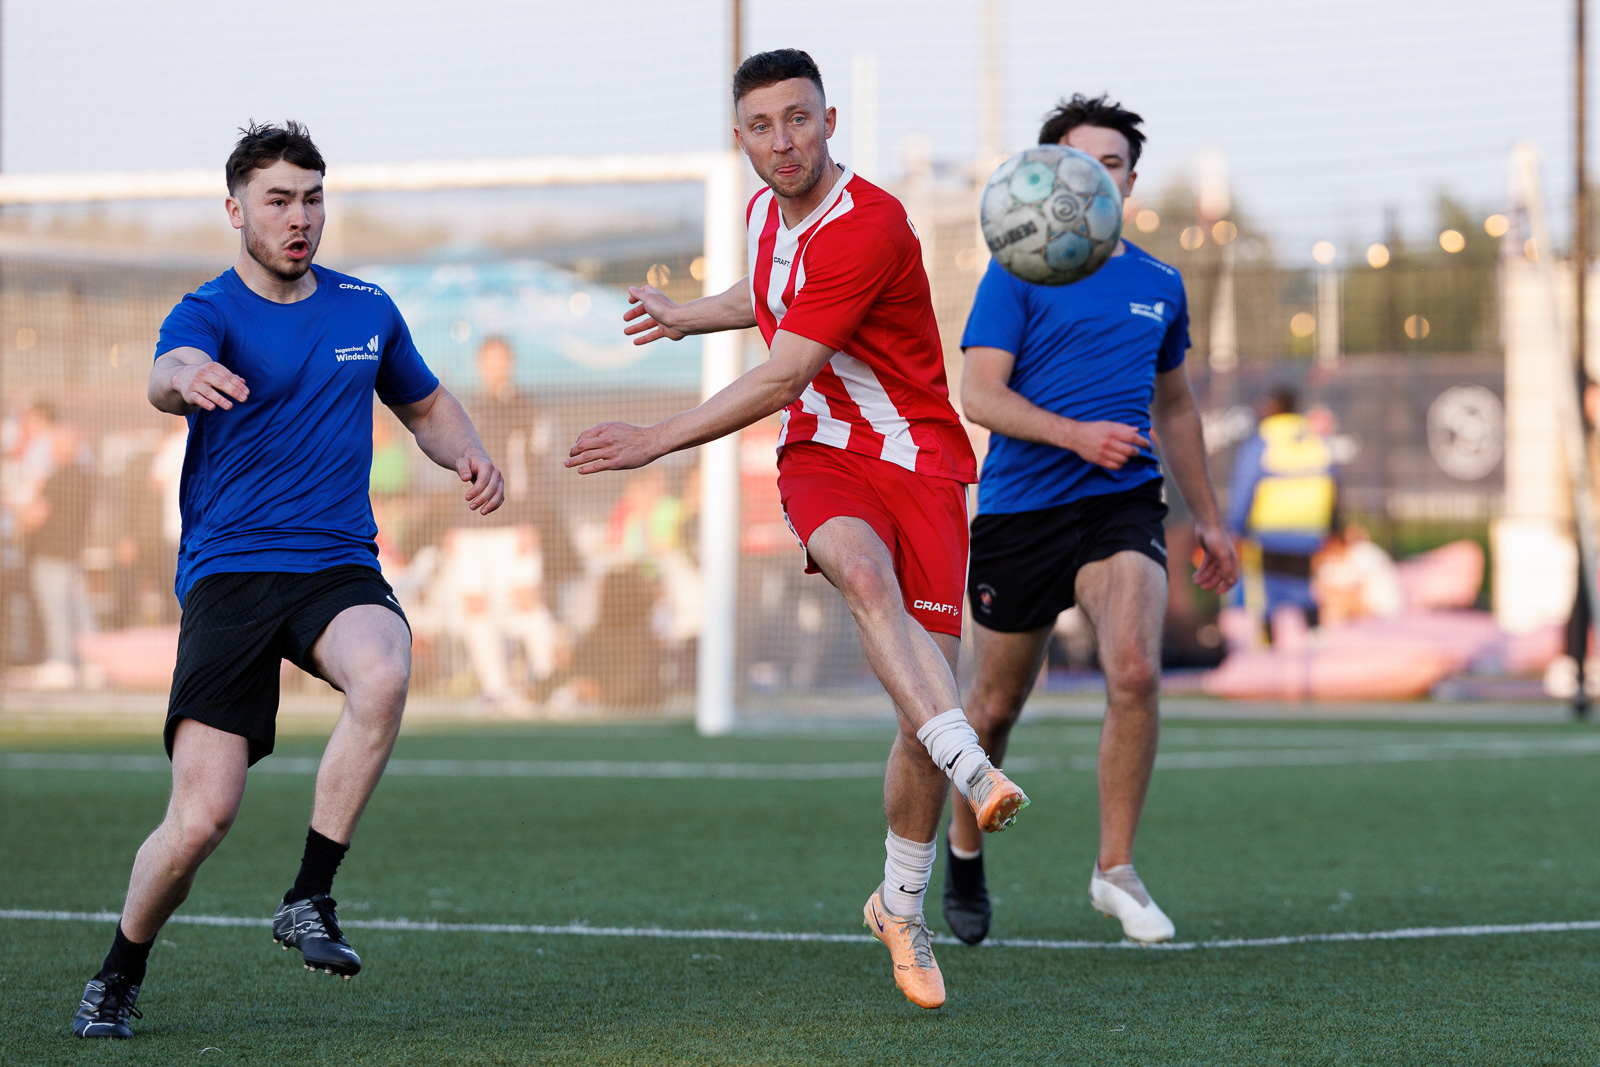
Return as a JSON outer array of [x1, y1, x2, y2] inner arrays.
[[747, 168, 977, 484]]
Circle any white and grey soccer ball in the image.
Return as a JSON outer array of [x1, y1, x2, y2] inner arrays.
[[980, 145, 1123, 286]]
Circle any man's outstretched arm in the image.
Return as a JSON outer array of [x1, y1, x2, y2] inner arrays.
[[1151, 365, 1238, 593], [622, 276, 757, 345], [389, 384, 504, 514], [567, 329, 833, 474]]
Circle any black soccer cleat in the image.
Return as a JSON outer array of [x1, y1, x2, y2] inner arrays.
[[273, 893, 362, 978], [72, 972, 143, 1038], [942, 841, 992, 945]]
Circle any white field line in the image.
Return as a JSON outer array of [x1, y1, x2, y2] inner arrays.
[[4, 736, 1600, 780], [2, 908, 1598, 953]]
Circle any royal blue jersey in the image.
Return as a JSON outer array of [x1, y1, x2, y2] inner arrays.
[[960, 243, 1189, 515], [156, 265, 439, 601]]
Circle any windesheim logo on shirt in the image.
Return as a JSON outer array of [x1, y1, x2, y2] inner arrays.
[[334, 335, 382, 363], [1129, 300, 1166, 323]]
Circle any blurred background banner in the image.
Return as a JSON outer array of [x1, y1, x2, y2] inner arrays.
[[0, 0, 1593, 723]]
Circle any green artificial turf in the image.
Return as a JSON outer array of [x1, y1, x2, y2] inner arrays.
[[3, 716, 1599, 1065]]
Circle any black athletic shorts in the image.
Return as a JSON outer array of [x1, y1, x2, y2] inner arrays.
[[165, 565, 408, 766], [967, 480, 1169, 633]]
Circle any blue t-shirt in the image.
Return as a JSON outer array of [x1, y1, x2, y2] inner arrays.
[[960, 243, 1189, 515], [156, 265, 440, 601]]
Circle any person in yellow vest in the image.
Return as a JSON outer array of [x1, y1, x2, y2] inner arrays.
[[1225, 386, 1336, 634]]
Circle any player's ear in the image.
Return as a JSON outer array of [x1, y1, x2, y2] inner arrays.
[[824, 106, 836, 139], [225, 195, 245, 231], [1124, 169, 1137, 199]]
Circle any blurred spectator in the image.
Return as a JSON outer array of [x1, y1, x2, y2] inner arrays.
[[102, 430, 168, 629], [1226, 385, 1336, 639], [1314, 524, 1403, 627], [450, 336, 566, 710], [567, 564, 662, 709], [6, 400, 59, 513], [20, 426, 95, 688]]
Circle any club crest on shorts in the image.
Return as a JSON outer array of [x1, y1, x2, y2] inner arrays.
[[976, 583, 997, 614]]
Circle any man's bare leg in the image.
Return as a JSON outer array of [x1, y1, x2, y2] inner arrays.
[[1073, 551, 1166, 871], [120, 720, 251, 943], [805, 517, 1023, 828], [306, 604, 412, 845], [947, 624, 1053, 855]]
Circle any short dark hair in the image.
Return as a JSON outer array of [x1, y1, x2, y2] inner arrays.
[[733, 48, 825, 106], [1037, 94, 1146, 170], [225, 121, 326, 195], [1268, 384, 1299, 415]]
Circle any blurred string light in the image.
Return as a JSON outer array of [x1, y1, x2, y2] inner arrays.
[[1289, 312, 1316, 338], [1211, 220, 1238, 244], [1179, 225, 1205, 251], [1134, 209, 1160, 233], [689, 256, 707, 281], [1311, 240, 1337, 265], [1366, 243, 1390, 269], [1524, 238, 1539, 260], [1439, 229, 1466, 253], [568, 291, 591, 317], [647, 264, 672, 287], [1484, 214, 1510, 238], [1404, 314, 1431, 339], [449, 320, 472, 343]]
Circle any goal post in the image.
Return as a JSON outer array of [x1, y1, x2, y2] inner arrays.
[[0, 151, 748, 735]]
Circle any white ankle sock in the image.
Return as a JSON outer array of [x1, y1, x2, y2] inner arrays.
[[916, 709, 991, 800], [948, 841, 981, 861], [883, 830, 937, 917]]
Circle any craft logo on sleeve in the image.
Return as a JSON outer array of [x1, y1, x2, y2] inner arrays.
[[334, 334, 382, 363]]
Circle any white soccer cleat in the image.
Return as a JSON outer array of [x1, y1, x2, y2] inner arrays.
[[1089, 863, 1175, 943]]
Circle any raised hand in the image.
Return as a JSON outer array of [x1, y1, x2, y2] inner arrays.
[[623, 285, 688, 345], [1190, 523, 1240, 594], [565, 422, 662, 475], [173, 362, 249, 412], [1064, 420, 1150, 470]]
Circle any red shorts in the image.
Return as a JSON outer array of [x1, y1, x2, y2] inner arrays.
[[776, 442, 969, 637]]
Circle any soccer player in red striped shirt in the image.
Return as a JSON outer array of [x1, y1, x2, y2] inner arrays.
[[568, 49, 1026, 1009]]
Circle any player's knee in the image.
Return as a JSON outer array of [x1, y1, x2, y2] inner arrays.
[[171, 807, 235, 864], [967, 696, 1021, 741], [352, 650, 410, 709], [1105, 648, 1159, 704], [837, 554, 901, 618]]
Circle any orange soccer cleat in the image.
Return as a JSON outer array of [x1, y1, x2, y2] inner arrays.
[[863, 884, 946, 1009], [966, 764, 1030, 833]]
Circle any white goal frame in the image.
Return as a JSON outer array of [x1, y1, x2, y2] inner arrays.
[[0, 152, 748, 736]]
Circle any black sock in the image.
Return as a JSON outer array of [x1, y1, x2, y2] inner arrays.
[[97, 924, 153, 986], [285, 827, 349, 903]]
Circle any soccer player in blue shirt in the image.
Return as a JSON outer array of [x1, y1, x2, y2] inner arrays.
[[944, 95, 1238, 945], [72, 122, 504, 1039]]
